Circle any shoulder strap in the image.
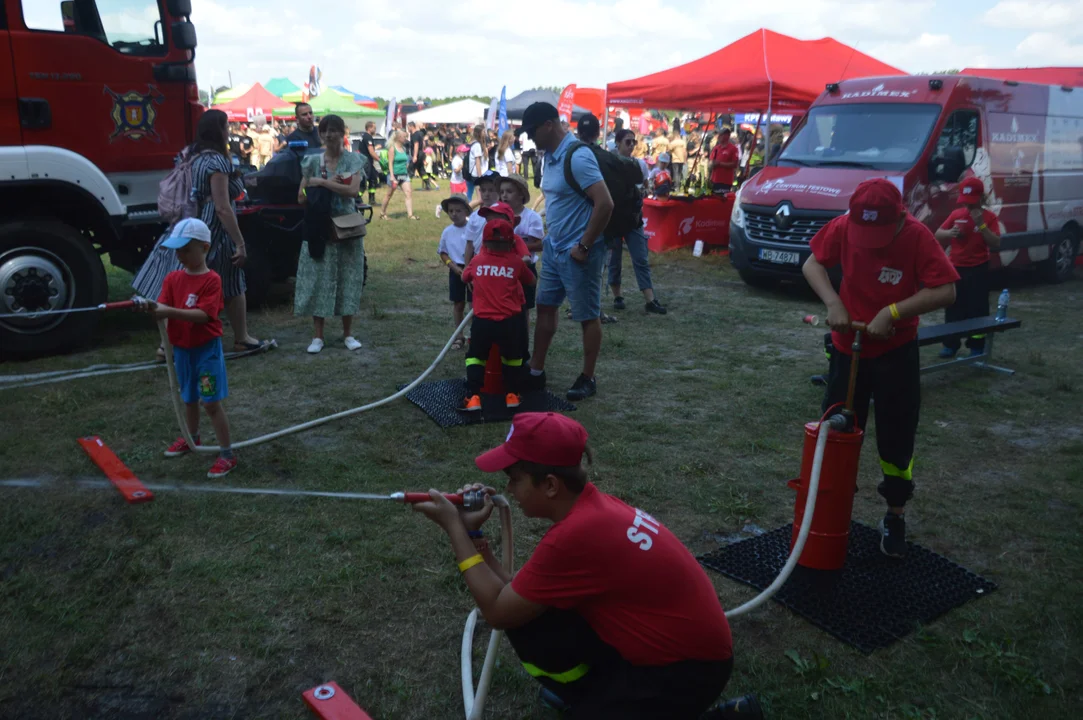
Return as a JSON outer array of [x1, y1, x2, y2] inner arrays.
[[562, 141, 591, 200]]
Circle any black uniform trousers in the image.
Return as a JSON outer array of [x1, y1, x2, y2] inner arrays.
[[465, 315, 524, 395], [505, 609, 732, 720], [823, 338, 920, 508], [943, 262, 989, 352]]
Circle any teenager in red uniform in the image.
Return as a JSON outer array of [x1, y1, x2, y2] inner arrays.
[[461, 219, 536, 411], [803, 179, 959, 558], [934, 176, 1001, 358], [709, 128, 739, 194], [413, 413, 738, 719]]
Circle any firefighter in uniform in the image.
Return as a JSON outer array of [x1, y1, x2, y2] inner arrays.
[[803, 179, 959, 558]]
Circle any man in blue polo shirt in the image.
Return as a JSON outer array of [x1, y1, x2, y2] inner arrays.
[[520, 102, 614, 401]]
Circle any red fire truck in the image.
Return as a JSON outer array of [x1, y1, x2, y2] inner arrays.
[[0, 0, 200, 356]]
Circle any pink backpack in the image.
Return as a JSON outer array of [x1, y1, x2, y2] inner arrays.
[[157, 148, 202, 224]]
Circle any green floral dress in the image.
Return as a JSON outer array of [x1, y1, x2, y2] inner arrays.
[[294, 151, 367, 318]]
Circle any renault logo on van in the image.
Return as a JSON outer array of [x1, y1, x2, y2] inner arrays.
[[774, 203, 793, 230]]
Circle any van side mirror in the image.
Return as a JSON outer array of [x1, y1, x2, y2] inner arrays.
[[167, 0, 193, 16], [930, 146, 965, 183], [60, 1, 75, 30], [171, 20, 197, 50]]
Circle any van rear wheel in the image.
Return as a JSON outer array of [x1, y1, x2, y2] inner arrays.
[[0, 221, 107, 358], [1039, 230, 1078, 284]]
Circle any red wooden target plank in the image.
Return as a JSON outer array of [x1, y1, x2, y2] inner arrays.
[[303, 683, 373, 720], [77, 436, 154, 504]]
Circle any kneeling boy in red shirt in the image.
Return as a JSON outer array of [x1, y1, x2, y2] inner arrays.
[[461, 218, 535, 411], [414, 412, 736, 719]]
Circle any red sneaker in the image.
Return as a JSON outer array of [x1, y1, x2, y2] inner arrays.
[[462, 395, 482, 412], [207, 456, 237, 478], [164, 437, 198, 458]]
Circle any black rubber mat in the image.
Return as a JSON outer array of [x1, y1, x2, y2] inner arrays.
[[401, 378, 576, 428], [698, 522, 997, 653]]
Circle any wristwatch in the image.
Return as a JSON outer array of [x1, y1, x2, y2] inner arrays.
[[576, 242, 591, 254]]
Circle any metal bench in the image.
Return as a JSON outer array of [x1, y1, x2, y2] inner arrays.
[[917, 316, 1021, 376]]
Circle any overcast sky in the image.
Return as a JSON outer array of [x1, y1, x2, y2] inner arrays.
[[192, 0, 1083, 99]]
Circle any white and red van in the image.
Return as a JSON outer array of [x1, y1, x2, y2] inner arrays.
[[729, 74, 1083, 287], [0, 0, 200, 355]]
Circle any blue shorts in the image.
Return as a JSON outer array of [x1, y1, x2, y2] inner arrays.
[[536, 242, 605, 322], [174, 337, 229, 405]]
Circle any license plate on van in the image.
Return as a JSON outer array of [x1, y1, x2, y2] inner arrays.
[[759, 249, 800, 265]]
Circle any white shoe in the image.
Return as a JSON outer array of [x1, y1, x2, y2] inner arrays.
[[307, 338, 324, 354], [435, 204, 443, 218], [344, 336, 362, 351]]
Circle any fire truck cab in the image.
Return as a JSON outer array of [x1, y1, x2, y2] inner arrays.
[[0, 0, 199, 356]]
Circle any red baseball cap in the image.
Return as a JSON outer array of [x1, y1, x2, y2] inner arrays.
[[957, 177, 984, 205], [479, 202, 517, 224], [475, 412, 589, 472], [847, 179, 906, 249], [482, 218, 516, 245]]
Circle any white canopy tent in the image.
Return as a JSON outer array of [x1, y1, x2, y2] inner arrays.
[[407, 99, 488, 125]]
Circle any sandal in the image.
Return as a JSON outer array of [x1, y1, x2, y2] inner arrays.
[[379, 213, 388, 220], [409, 215, 421, 221], [155, 345, 166, 363], [234, 339, 274, 353], [451, 337, 466, 350]]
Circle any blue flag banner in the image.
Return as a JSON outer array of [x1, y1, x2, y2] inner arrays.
[[498, 86, 508, 136]]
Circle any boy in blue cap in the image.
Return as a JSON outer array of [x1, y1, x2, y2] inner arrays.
[[139, 218, 236, 478]]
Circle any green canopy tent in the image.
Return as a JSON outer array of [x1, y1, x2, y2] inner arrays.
[[273, 90, 384, 119], [265, 77, 300, 97], [211, 83, 251, 105]]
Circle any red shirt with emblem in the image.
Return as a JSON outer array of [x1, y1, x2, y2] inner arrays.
[[939, 208, 999, 268], [810, 215, 959, 358], [511, 483, 733, 666], [710, 143, 739, 186], [158, 269, 224, 349], [461, 248, 534, 320]]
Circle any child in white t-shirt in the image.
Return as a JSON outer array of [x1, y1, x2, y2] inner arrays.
[[437, 194, 473, 349], [450, 145, 467, 195]]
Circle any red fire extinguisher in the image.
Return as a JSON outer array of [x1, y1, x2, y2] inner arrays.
[[788, 322, 868, 571]]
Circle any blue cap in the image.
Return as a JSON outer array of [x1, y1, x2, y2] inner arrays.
[[162, 218, 212, 249]]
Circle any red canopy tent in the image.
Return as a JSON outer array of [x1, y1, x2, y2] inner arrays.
[[960, 67, 1083, 88], [211, 83, 292, 122], [607, 28, 905, 111]]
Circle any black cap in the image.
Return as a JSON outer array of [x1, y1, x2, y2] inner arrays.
[[577, 113, 600, 142], [521, 102, 559, 137]]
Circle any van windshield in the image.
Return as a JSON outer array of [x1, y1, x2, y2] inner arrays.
[[778, 103, 941, 171]]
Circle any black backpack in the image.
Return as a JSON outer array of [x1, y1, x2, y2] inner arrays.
[[563, 142, 644, 238], [462, 142, 481, 183]]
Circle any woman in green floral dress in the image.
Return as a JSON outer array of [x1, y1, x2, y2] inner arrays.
[[295, 114, 368, 354]]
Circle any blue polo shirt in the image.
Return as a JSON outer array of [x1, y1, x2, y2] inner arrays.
[[541, 132, 604, 252]]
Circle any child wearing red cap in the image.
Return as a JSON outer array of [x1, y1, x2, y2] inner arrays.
[[412, 412, 738, 719], [803, 178, 959, 558], [460, 219, 536, 411], [934, 176, 1001, 358]]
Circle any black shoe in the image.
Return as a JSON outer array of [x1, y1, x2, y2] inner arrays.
[[566, 374, 596, 401], [538, 687, 570, 712], [810, 374, 827, 386], [645, 299, 668, 315], [878, 512, 907, 558], [613, 296, 625, 310], [701, 694, 764, 720], [525, 370, 547, 393]]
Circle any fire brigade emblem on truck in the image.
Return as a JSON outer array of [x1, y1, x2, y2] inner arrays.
[[104, 85, 164, 142]]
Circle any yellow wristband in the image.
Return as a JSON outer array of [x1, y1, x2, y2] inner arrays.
[[889, 303, 900, 320], [458, 554, 484, 573], [444, 257, 451, 266], [976, 223, 987, 232]]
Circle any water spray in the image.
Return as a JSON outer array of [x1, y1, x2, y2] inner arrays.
[[0, 298, 140, 320]]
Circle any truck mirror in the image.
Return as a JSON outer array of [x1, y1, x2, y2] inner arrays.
[[167, 0, 193, 16], [171, 20, 197, 50], [60, 1, 75, 31]]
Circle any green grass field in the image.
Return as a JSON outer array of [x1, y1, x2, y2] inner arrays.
[[1, 188, 1081, 719]]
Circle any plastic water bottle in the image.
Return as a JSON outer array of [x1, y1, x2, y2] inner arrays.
[[996, 288, 1010, 321]]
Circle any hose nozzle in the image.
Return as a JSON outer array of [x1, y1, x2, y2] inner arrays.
[[392, 488, 487, 511]]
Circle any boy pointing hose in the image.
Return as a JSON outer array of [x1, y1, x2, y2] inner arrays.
[[413, 412, 755, 719]]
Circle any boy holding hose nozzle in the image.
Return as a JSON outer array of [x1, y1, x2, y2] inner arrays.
[[413, 412, 758, 719], [802, 179, 959, 558]]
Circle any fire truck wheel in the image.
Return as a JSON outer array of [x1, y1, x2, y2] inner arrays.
[[0, 221, 107, 358]]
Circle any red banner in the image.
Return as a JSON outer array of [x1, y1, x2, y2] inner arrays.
[[557, 84, 577, 122]]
